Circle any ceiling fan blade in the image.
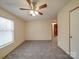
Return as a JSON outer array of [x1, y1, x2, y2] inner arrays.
[[38, 12, 43, 15], [20, 8, 30, 10], [39, 4, 47, 10], [26, 0, 31, 6]]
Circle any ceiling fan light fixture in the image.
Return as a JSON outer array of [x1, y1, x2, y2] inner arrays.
[[31, 13, 36, 16], [30, 10, 36, 16], [35, 11, 38, 15], [30, 10, 38, 16], [20, 0, 47, 16], [30, 10, 34, 14]]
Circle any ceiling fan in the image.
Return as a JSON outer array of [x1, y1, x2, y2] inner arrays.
[[19, 0, 47, 16]]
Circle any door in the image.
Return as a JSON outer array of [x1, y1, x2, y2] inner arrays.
[[54, 24, 58, 37], [70, 7, 79, 59]]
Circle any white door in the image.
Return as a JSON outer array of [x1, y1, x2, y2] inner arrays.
[[70, 7, 79, 59]]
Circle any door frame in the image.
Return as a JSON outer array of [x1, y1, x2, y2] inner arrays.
[[69, 6, 79, 56]]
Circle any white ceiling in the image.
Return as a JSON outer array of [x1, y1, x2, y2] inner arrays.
[[0, 0, 71, 21]]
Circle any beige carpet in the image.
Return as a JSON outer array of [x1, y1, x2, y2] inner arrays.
[[4, 40, 72, 59]]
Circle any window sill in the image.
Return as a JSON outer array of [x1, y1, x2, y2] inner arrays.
[[0, 41, 14, 49]]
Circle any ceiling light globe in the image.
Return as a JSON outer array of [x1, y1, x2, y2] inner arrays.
[[30, 10, 34, 14], [32, 13, 36, 16], [35, 11, 38, 15]]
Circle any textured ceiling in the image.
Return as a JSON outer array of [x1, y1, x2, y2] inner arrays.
[[0, 0, 70, 21]]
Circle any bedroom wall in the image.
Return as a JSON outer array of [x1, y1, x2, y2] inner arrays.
[[25, 18, 56, 40], [58, 0, 79, 56], [0, 7, 25, 59]]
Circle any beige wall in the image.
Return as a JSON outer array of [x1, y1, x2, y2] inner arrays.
[[0, 7, 25, 59], [58, 0, 79, 56], [25, 18, 56, 40]]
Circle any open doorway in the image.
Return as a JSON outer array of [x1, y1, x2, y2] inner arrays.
[[51, 23, 58, 45]]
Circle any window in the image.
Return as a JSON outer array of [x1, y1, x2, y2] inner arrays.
[[0, 17, 14, 48]]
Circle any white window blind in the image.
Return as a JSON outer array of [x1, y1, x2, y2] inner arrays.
[[0, 17, 14, 48]]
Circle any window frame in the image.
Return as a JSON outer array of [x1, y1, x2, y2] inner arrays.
[[0, 17, 14, 49]]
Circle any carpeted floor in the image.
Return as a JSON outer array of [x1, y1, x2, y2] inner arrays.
[[4, 40, 72, 59]]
